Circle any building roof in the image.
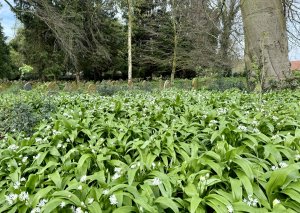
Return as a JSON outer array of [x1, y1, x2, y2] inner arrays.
[[291, 60, 300, 71]]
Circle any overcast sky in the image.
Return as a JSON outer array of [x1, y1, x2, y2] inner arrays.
[[0, 1, 299, 60]]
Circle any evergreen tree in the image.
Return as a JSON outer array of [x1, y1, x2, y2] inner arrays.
[[0, 23, 14, 79]]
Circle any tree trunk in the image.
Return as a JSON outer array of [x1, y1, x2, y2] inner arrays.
[[170, 0, 178, 85], [240, 0, 291, 90], [127, 0, 133, 87]]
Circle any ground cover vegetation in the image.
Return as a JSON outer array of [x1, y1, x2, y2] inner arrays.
[[0, 87, 300, 212]]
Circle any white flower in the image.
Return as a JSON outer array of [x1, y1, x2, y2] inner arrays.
[[30, 207, 41, 213], [200, 176, 206, 182], [8, 144, 19, 151], [271, 166, 278, 171], [252, 120, 259, 126], [227, 204, 234, 213], [60, 201, 66, 208], [109, 194, 118, 205], [152, 177, 162, 186], [35, 138, 43, 143], [114, 168, 121, 173], [130, 164, 137, 169], [53, 130, 61, 135], [112, 173, 121, 180], [75, 207, 83, 213], [13, 181, 21, 189], [253, 128, 260, 133], [22, 156, 28, 163], [5, 193, 18, 205], [272, 116, 279, 121], [19, 191, 29, 201], [238, 125, 247, 132], [139, 206, 144, 212], [151, 162, 156, 169], [80, 175, 87, 183], [57, 143, 62, 148], [21, 177, 26, 182], [38, 199, 48, 207], [77, 185, 83, 190], [102, 189, 109, 195], [273, 199, 280, 206], [88, 198, 94, 204], [243, 195, 259, 207], [33, 154, 40, 160], [279, 162, 288, 168]]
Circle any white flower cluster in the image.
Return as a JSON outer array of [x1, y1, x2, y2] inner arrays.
[[130, 162, 141, 169], [80, 175, 87, 183], [209, 120, 218, 127], [112, 168, 122, 180], [279, 162, 288, 168], [71, 206, 87, 213], [238, 125, 248, 132], [6, 191, 30, 205], [31, 199, 48, 213], [52, 130, 62, 136], [5, 193, 18, 205], [252, 120, 259, 126], [109, 194, 118, 205], [199, 173, 210, 185], [243, 195, 258, 207], [57, 143, 67, 149], [273, 199, 280, 206], [152, 177, 162, 186], [8, 144, 19, 151], [102, 189, 109, 195], [272, 162, 288, 170], [217, 108, 227, 115]]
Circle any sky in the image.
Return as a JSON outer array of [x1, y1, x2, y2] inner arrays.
[[0, 1, 299, 60]]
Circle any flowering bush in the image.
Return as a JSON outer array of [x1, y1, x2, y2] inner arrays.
[[0, 89, 300, 212]]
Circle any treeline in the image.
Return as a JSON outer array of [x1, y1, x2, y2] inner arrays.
[[0, 0, 241, 81]]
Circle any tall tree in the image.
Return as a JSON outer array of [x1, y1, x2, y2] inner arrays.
[[127, 0, 133, 86], [0, 22, 14, 79], [240, 0, 291, 90]]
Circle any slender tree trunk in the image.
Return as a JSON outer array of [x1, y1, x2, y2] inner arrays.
[[170, 0, 177, 85], [240, 0, 291, 90], [127, 0, 133, 87]]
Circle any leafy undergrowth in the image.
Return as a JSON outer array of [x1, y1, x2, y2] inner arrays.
[[0, 89, 300, 213]]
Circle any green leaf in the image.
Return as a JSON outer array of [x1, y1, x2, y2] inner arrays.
[[282, 189, 300, 204], [26, 174, 39, 193], [112, 206, 137, 213], [134, 197, 156, 212], [41, 198, 66, 213], [127, 168, 138, 185], [184, 184, 198, 197], [230, 178, 242, 202], [88, 202, 103, 213], [236, 171, 253, 196], [266, 164, 299, 200], [155, 197, 179, 213], [190, 196, 202, 213], [52, 191, 82, 206], [232, 158, 254, 180], [48, 170, 62, 189], [31, 186, 54, 207]]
